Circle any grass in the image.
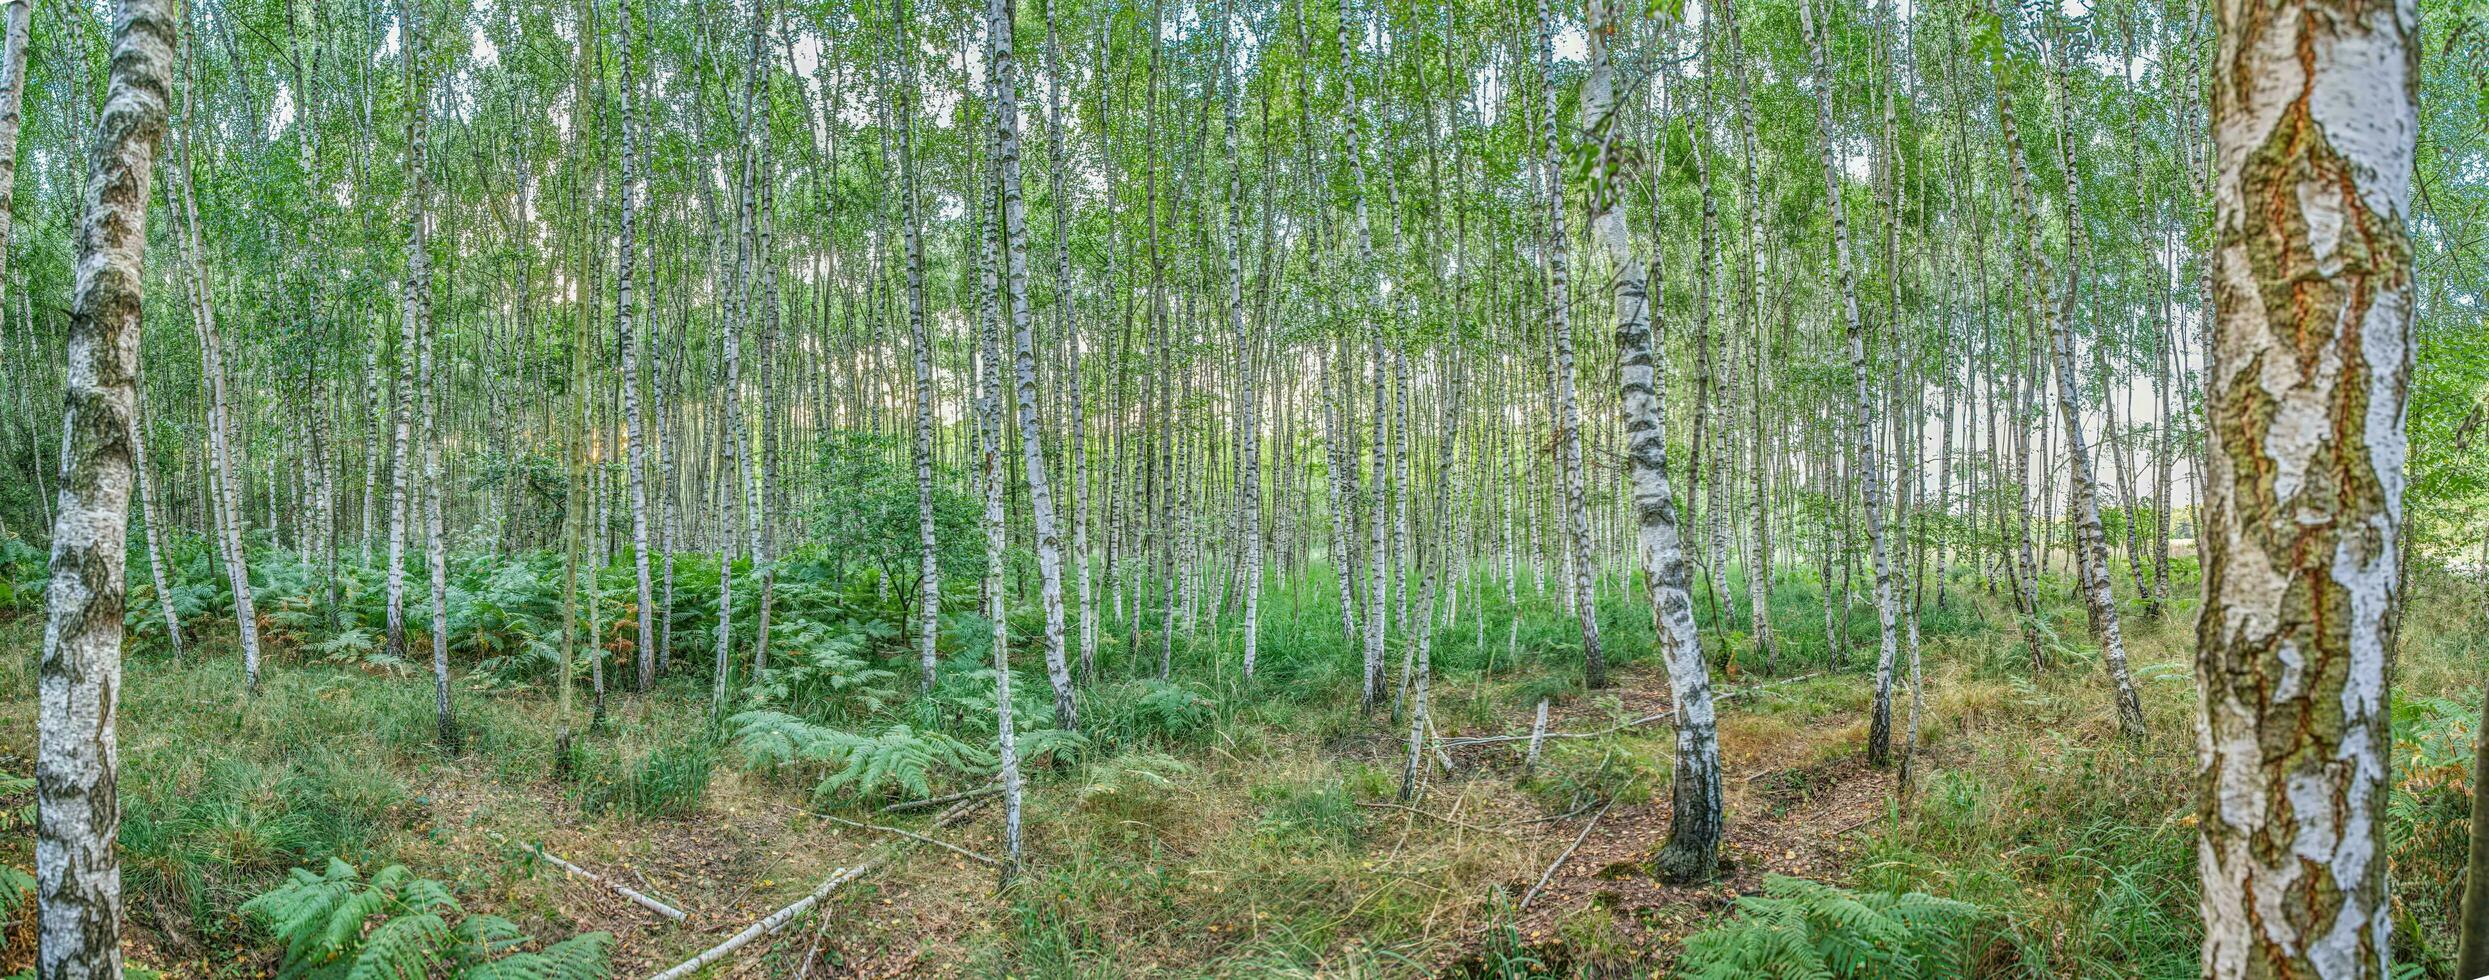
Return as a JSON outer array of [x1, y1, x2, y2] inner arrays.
[[0, 551, 2482, 977]]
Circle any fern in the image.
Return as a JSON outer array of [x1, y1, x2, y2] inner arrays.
[[1089, 679, 1220, 747], [243, 859, 613, 980], [460, 933, 615, 980], [1015, 726, 1091, 767], [1677, 876, 2000, 980], [728, 712, 993, 802], [748, 620, 902, 720]]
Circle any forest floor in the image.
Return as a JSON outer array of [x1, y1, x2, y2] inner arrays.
[[3, 568, 2485, 977]]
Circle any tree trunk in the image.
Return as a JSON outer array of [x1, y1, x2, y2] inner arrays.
[[173, 49, 261, 693], [986, 0, 1076, 731], [1801, 0, 1901, 766], [132, 383, 182, 659], [39, 0, 174, 972], [401, 0, 457, 754], [1589, 0, 1722, 880], [617, 0, 656, 693], [2196, 0, 2413, 970], [1996, 28, 2144, 736], [893, 0, 940, 692], [1539, 0, 1604, 690]]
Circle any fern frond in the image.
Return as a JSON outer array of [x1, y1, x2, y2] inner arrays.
[[346, 912, 451, 980]]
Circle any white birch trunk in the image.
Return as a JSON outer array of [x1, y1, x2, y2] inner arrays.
[[2197, 0, 2413, 970], [39, 1, 172, 971]]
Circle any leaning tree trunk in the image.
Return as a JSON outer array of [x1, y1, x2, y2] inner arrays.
[[1539, 0, 1604, 689], [1589, 0, 1722, 882], [1995, 33, 2145, 736], [39, 0, 174, 973], [131, 384, 182, 659], [986, 0, 1076, 731], [2196, 0, 2413, 972], [1801, 0, 1901, 766], [172, 63, 261, 693]]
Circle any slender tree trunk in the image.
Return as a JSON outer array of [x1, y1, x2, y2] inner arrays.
[[1996, 28, 2144, 735], [1801, 0, 1901, 765], [39, 1, 173, 972], [132, 384, 181, 659], [976, 144, 1024, 878], [713, 1, 763, 717], [399, 0, 456, 753], [1219, 0, 1262, 680], [986, 0, 1076, 731], [1540, 0, 1604, 689], [1589, 0, 1721, 880], [616, 0, 655, 692], [2196, 0, 2413, 970], [893, 0, 940, 692], [173, 54, 261, 693]]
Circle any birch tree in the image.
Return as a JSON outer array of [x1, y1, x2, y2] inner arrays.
[[1801, 0, 1902, 765], [1588, 0, 1722, 881], [987, 0, 1078, 731], [1540, 0, 1605, 690], [2197, 0, 2414, 970], [38, 0, 175, 972]]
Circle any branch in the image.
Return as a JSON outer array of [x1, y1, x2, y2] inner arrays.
[[1443, 673, 1824, 750], [647, 795, 992, 980], [1520, 796, 1615, 911], [492, 833, 688, 923], [780, 802, 1003, 867]]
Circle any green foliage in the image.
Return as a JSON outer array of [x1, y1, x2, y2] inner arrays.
[[242, 858, 612, 980], [1251, 779, 1365, 848], [574, 743, 714, 819], [1677, 876, 2001, 979], [727, 712, 990, 803], [749, 618, 903, 721], [806, 431, 981, 590], [1086, 678, 1221, 748], [2388, 693, 2480, 964]]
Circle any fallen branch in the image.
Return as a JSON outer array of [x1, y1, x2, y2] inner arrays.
[[1354, 800, 1513, 836], [879, 784, 1000, 814], [1519, 797, 1615, 911], [648, 796, 991, 980], [1446, 673, 1826, 750], [1520, 796, 1603, 825], [491, 833, 687, 923], [780, 802, 1003, 867]]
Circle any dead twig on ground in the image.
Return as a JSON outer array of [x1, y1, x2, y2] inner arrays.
[[879, 784, 1000, 814], [648, 796, 991, 980], [1446, 673, 1826, 750], [1355, 800, 1514, 836], [1520, 797, 1616, 911], [777, 802, 1003, 867], [490, 832, 688, 923]]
